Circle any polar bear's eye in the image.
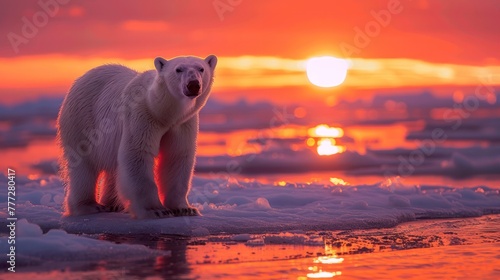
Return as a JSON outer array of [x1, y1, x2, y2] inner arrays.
[[175, 68, 183, 73], [198, 67, 204, 73]]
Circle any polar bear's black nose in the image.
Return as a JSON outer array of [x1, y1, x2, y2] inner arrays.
[[187, 80, 201, 96]]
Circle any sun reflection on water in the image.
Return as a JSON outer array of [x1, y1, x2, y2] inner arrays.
[[306, 271, 340, 278], [303, 255, 344, 279], [307, 124, 346, 156], [317, 139, 346, 156], [329, 177, 349, 186], [314, 256, 345, 264], [308, 124, 344, 138]]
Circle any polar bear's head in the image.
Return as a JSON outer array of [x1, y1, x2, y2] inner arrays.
[[154, 55, 218, 101]]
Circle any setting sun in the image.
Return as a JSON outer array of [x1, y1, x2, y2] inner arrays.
[[306, 56, 349, 87]]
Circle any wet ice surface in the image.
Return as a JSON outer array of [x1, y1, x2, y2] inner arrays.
[[0, 174, 499, 278], [3, 216, 499, 279]]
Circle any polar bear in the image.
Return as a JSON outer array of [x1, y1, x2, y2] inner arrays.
[[57, 55, 217, 219]]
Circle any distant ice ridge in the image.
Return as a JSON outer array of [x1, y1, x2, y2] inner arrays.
[[0, 173, 499, 237]]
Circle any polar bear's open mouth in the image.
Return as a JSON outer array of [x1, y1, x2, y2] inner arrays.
[[185, 80, 201, 98]]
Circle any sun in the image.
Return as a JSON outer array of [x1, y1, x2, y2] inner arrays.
[[306, 56, 348, 87]]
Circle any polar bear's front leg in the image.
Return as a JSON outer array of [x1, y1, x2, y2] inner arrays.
[[157, 115, 200, 216], [117, 132, 173, 219]]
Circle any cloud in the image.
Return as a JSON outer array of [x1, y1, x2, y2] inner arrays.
[[201, 98, 305, 133], [195, 142, 500, 180], [2, 55, 499, 100], [2, 90, 499, 183], [349, 147, 500, 179], [336, 91, 500, 111], [0, 96, 302, 149], [31, 159, 60, 175], [1, 0, 499, 65], [121, 20, 170, 32], [0, 97, 62, 122], [0, 97, 61, 149], [406, 117, 500, 142], [195, 148, 392, 174], [0, 123, 56, 149]]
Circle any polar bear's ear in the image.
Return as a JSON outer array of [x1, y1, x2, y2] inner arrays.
[[205, 55, 218, 71], [154, 57, 168, 72]]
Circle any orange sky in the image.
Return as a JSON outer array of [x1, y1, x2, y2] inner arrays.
[[1, 0, 499, 103]]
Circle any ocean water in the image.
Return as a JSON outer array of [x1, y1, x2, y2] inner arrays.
[[3, 216, 499, 279], [1, 92, 499, 278]]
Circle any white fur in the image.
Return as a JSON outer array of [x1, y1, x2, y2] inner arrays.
[[57, 55, 217, 219]]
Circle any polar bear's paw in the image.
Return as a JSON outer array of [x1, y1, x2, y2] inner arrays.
[[104, 204, 125, 213], [135, 207, 175, 219], [67, 202, 114, 216], [171, 207, 201, 217]]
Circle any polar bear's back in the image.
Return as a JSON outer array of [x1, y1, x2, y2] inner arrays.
[[57, 64, 138, 169]]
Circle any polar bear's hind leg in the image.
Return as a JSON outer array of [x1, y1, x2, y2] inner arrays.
[[98, 171, 124, 212], [64, 161, 107, 216]]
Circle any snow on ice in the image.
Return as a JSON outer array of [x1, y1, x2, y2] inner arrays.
[[0, 173, 499, 237], [0, 172, 499, 264]]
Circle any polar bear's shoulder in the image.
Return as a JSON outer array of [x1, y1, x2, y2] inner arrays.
[[88, 64, 137, 76], [74, 64, 138, 87]]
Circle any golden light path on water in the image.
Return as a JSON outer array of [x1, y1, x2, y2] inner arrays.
[[304, 255, 344, 278], [307, 124, 346, 156]]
